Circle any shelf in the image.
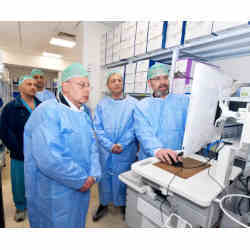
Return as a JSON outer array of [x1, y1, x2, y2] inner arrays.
[[105, 24, 250, 68]]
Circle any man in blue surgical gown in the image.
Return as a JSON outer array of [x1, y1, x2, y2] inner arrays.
[[24, 63, 101, 228], [31, 69, 55, 102], [92, 70, 138, 221], [134, 63, 189, 164]]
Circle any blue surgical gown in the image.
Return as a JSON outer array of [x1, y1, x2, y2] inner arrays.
[[36, 89, 55, 102], [134, 94, 189, 160], [94, 96, 138, 206], [24, 99, 101, 228]]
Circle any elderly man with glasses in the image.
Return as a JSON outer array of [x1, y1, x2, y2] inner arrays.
[[24, 63, 101, 228]]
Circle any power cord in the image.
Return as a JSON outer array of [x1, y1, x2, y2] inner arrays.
[[237, 176, 250, 216], [159, 197, 172, 226], [160, 168, 183, 227], [207, 143, 226, 192], [218, 194, 250, 228], [159, 142, 227, 227]]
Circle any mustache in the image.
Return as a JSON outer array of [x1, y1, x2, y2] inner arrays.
[[154, 85, 169, 97], [158, 84, 168, 88]]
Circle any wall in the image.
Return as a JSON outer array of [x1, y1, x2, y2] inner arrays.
[[80, 22, 111, 112]]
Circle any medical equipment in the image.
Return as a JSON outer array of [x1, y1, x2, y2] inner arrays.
[[120, 62, 249, 228]]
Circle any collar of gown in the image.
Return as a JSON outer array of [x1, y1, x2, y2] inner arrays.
[[62, 94, 84, 112]]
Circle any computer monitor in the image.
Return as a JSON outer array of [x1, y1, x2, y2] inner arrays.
[[182, 62, 233, 157]]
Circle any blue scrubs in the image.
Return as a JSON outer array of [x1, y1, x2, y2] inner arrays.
[[10, 159, 26, 211], [24, 99, 101, 228], [134, 94, 189, 160], [94, 96, 138, 207], [10, 98, 36, 212], [36, 89, 55, 102]]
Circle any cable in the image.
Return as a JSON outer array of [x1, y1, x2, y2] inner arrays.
[[207, 143, 226, 192], [237, 176, 250, 216], [159, 167, 183, 227], [159, 198, 165, 225], [166, 168, 183, 197], [159, 196, 172, 226], [207, 167, 225, 191], [219, 194, 250, 228], [238, 174, 248, 190]]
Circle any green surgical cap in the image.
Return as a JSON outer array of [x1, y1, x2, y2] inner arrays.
[[58, 63, 88, 93], [106, 69, 123, 84], [61, 63, 88, 83], [18, 75, 33, 86], [31, 69, 44, 77], [148, 63, 170, 80]]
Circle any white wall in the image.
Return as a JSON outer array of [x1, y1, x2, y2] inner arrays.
[[1, 48, 74, 72], [215, 55, 250, 83], [80, 22, 110, 112]]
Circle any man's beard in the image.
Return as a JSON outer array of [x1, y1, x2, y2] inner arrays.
[[153, 84, 169, 97]]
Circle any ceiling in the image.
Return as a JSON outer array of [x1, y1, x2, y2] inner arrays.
[[0, 21, 121, 62]]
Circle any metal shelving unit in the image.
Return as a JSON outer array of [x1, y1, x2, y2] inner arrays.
[[103, 23, 250, 99], [105, 24, 250, 68]]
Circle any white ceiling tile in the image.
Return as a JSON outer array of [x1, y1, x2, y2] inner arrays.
[[0, 22, 20, 49]]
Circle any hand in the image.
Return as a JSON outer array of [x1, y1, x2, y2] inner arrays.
[[79, 177, 95, 192], [111, 144, 123, 154], [116, 144, 123, 153], [155, 149, 179, 165]]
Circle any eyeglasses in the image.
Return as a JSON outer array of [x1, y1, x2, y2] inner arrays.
[[72, 81, 90, 89], [33, 75, 44, 80]]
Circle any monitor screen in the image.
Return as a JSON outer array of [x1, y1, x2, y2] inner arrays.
[[183, 63, 233, 157]]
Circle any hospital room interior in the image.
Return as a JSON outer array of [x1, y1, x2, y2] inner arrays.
[[1, 21, 250, 229]]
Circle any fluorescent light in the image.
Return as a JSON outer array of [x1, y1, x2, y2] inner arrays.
[[43, 52, 62, 58], [50, 37, 76, 48]]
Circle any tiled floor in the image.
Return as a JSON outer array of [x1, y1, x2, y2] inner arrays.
[[1, 152, 128, 228]]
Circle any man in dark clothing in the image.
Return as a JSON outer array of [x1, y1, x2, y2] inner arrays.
[[0, 75, 40, 222], [0, 97, 3, 109]]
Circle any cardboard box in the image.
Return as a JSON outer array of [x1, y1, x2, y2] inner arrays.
[[135, 72, 148, 82], [114, 26, 121, 43], [148, 21, 164, 40], [147, 36, 163, 52], [166, 21, 184, 48], [135, 31, 148, 43], [125, 73, 135, 82], [136, 60, 150, 72], [136, 21, 149, 32], [185, 21, 213, 41], [126, 63, 137, 74], [106, 56, 113, 64], [121, 23, 136, 42], [124, 81, 135, 93], [212, 22, 248, 33], [135, 42, 147, 56], [112, 52, 120, 62], [120, 46, 134, 59], [134, 80, 147, 93], [107, 30, 114, 41]]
